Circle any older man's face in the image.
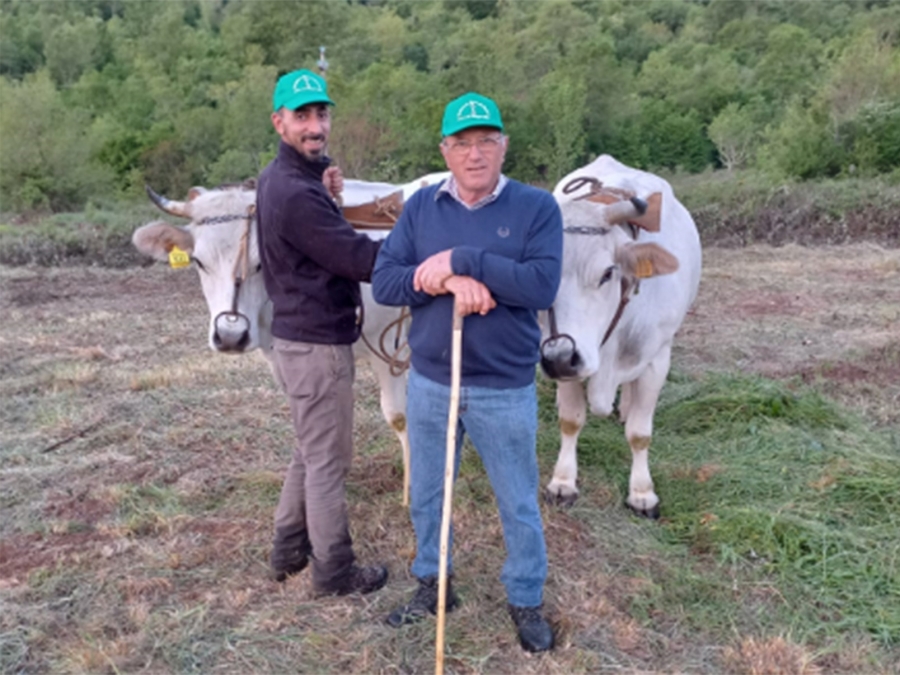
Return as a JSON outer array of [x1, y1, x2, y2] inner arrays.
[[440, 127, 507, 205]]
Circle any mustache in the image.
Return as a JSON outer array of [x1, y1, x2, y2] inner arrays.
[[301, 133, 326, 143]]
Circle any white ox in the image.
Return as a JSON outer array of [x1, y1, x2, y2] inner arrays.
[[539, 155, 701, 518], [132, 172, 451, 504]]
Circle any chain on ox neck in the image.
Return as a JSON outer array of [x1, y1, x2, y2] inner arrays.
[[563, 225, 610, 236], [194, 214, 250, 226]]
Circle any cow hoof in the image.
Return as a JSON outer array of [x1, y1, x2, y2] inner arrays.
[[626, 500, 660, 520], [544, 487, 578, 508]]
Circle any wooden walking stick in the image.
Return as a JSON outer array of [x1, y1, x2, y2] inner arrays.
[[435, 298, 463, 675]]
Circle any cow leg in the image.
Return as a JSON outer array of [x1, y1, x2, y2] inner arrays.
[[546, 379, 586, 507], [618, 380, 633, 424], [365, 355, 411, 506], [622, 348, 671, 519]]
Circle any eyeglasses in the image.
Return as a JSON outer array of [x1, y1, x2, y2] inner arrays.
[[444, 135, 504, 156]]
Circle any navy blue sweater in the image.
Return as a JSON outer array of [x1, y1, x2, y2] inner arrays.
[[257, 142, 381, 344], [372, 179, 562, 389]]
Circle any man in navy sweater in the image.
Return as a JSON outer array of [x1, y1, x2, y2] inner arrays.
[[256, 69, 388, 596], [372, 92, 562, 652]]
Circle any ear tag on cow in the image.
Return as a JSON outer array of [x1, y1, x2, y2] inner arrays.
[[168, 245, 190, 269], [635, 258, 655, 279]]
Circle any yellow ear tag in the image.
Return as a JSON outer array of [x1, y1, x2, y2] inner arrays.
[[168, 245, 190, 269], [635, 258, 655, 279]]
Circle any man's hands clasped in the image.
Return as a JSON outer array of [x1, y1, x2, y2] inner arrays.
[[413, 249, 496, 317]]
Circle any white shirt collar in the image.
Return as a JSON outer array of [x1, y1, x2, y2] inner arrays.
[[437, 174, 508, 210]]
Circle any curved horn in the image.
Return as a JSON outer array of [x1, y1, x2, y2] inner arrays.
[[604, 198, 645, 225], [145, 185, 191, 219], [606, 193, 662, 233]]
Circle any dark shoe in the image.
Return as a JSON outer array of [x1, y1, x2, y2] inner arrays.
[[386, 576, 458, 627], [268, 556, 309, 583], [508, 604, 554, 653], [269, 526, 311, 582], [316, 564, 388, 597]]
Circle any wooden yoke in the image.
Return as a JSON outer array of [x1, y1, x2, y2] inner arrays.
[[342, 190, 405, 229]]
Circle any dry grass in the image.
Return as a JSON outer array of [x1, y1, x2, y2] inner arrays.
[[722, 636, 821, 675], [675, 243, 900, 427], [1, 245, 898, 673]]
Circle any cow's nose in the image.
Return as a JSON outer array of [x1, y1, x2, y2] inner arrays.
[[539, 335, 582, 380], [213, 311, 251, 352], [540, 352, 582, 380]]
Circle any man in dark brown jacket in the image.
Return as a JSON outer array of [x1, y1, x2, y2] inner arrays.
[[256, 68, 387, 596]]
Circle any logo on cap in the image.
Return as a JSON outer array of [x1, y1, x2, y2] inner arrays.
[[293, 74, 323, 93], [457, 101, 491, 122]]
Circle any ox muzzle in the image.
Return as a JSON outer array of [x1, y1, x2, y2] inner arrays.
[[539, 306, 582, 380], [213, 285, 252, 353], [213, 206, 255, 353], [540, 276, 633, 380]]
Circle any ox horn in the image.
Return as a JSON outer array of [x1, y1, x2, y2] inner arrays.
[[605, 193, 662, 233], [145, 185, 191, 219], [603, 198, 645, 224]]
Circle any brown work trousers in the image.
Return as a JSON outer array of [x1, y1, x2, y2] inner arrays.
[[271, 338, 356, 590]]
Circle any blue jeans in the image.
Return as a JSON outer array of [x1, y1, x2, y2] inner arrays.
[[406, 368, 547, 608]]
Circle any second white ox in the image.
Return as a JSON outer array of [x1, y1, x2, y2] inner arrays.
[[132, 172, 450, 504], [539, 155, 701, 518]]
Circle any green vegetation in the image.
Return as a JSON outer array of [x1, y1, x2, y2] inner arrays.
[[2, 168, 897, 267], [538, 369, 900, 648], [0, 202, 158, 266], [1, 0, 898, 213]]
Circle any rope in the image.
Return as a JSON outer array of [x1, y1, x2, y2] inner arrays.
[[359, 305, 412, 376]]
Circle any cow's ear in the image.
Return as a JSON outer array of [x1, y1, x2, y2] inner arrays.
[[132, 221, 195, 262], [618, 242, 679, 279]]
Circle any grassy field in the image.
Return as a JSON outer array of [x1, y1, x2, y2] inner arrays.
[[1, 243, 899, 674]]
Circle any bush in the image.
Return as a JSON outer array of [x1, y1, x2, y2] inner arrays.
[[0, 204, 158, 267], [757, 102, 843, 180]]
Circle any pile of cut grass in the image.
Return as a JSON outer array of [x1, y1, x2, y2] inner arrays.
[[537, 370, 900, 658]]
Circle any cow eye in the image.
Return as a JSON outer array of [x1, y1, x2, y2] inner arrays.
[[191, 256, 206, 272], [599, 265, 616, 287]]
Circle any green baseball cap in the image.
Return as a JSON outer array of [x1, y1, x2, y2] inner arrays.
[[273, 69, 334, 112], [441, 92, 503, 137]]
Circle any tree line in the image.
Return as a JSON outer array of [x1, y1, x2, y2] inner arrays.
[[1, 0, 898, 212]]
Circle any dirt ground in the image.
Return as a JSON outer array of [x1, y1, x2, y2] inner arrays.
[[0, 243, 898, 673], [675, 243, 900, 427], [6, 242, 895, 424]]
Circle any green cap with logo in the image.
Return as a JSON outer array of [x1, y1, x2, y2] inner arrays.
[[441, 92, 503, 137], [273, 69, 334, 112]]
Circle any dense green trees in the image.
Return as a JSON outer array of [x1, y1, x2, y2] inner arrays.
[[0, 0, 897, 211]]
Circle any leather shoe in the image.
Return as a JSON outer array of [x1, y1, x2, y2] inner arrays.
[[316, 564, 388, 597], [268, 556, 308, 583], [269, 527, 311, 582], [386, 576, 458, 627], [508, 604, 554, 653]]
